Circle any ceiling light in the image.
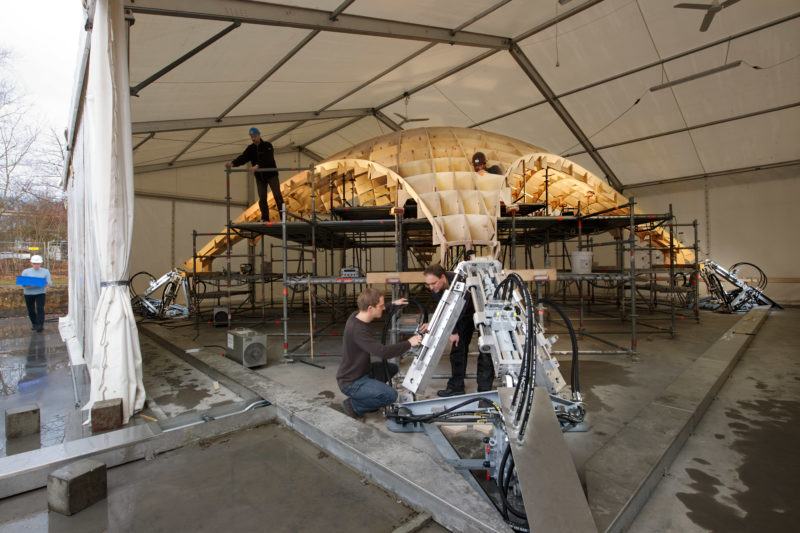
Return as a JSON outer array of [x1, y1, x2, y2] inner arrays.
[[650, 60, 742, 91]]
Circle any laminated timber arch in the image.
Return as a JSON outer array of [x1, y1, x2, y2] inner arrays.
[[186, 127, 692, 272], [505, 153, 695, 264]]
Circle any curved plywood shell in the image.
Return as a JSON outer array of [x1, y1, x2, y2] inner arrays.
[[186, 127, 691, 271], [505, 153, 694, 264]]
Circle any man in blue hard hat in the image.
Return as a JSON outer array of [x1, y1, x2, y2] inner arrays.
[[226, 127, 285, 222]]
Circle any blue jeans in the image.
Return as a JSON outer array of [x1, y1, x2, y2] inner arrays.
[[24, 293, 46, 330], [340, 374, 398, 416]]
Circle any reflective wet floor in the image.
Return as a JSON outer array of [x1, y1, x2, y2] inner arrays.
[[0, 317, 89, 456], [1, 308, 798, 532], [0, 422, 444, 532]]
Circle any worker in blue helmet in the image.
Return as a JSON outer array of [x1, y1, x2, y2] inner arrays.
[[226, 127, 285, 222]]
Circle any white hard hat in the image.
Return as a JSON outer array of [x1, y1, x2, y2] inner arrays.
[[31, 255, 43, 263]]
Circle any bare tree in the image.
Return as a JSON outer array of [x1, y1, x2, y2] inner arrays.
[[1, 55, 39, 219], [0, 49, 66, 238]]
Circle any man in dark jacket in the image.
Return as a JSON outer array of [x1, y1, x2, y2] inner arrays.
[[225, 127, 284, 222], [420, 264, 495, 396], [338, 288, 422, 419]]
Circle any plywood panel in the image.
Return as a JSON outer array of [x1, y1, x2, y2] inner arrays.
[[441, 215, 471, 241], [439, 191, 464, 216], [436, 173, 458, 191]]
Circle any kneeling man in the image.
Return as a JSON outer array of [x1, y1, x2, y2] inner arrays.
[[337, 288, 422, 419]]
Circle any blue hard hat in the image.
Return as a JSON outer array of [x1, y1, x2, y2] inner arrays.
[[249, 127, 260, 135]]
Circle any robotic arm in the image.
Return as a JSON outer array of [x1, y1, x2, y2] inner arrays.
[[403, 258, 573, 402]]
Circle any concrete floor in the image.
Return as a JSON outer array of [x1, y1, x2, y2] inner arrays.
[[1, 304, 798, 531], [0, 422, 443, 532], [629, 307, 800, 532], [0, 317, 90, 456]]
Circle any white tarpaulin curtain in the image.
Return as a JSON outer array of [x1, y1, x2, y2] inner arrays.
[[63, 0, 146, 422]]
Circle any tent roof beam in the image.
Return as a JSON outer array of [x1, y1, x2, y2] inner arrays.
[[131, 108, 374, 134], [123, 0, 511, 49]]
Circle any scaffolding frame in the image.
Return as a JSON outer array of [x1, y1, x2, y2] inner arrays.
[[189, 171, 700, 360]]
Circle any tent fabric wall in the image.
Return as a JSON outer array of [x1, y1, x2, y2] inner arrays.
[[61, 0, 146, 423]]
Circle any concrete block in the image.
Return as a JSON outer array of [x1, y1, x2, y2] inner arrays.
[[91, 399, 123, 433], [47, 459, 107, 515], [5, 404, 40, 438]]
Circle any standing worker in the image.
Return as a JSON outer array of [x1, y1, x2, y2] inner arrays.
[[225, 127, 284, 222], [420, 263, 494, 396], [337, 288, 422, 420], [20, 255, 51, 332]]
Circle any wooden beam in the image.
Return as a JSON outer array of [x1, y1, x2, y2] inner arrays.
[[366, 268, 557, 284]]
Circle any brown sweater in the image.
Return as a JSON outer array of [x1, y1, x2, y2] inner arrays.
[[337, 311, 411, 389]]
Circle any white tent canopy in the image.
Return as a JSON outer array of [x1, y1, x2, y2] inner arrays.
[[61, 0, 799, 419], [112, 0, 799, 188]]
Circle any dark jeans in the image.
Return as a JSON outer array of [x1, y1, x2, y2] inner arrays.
[[24, 293, 46, 330], [340, 374, 398, 416], [256, 175, 284, 221], [445, 327, 495, 392]]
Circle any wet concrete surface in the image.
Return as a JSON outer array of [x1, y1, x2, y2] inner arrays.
[[629, 307, 800, 532], [0, 422, 446, 533], [2, 304, 795, 531], [0, 317, 89, 457], [139, 335, 242, 418]]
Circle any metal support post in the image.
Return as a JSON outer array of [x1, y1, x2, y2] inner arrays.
[[282, 204, 289, 357], [510, 208, 517, 269], [544, 165, 549, 216], [247, 239, 256, 311], [261, 237, 266, 319], [629, 198, 637, 355], [669, 204, 675, 338], [225, 169, 232, 329], [310, 166, 318, 338], [192, 230, 199, 331], [693, 219, 700, 322]]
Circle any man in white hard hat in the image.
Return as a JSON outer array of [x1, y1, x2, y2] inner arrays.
[[20, 255, 51, 332]]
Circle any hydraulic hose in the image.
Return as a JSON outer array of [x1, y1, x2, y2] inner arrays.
[[388, 396, 499, 425], [493, 273, 535, 434], [730, 262, 768, 291], [380, 298, 427, 344], [497, 445, 528, 523], [536, 298, 580, 396]]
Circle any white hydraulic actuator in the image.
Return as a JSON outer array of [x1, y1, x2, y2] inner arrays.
[[402, 258, 570, 399]]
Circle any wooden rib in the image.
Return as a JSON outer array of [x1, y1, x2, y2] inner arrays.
[[186, 127, 692, 271]]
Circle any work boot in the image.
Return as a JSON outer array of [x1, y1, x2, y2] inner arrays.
[[437, 388, 465, 397], [342, 398, 362, 420]]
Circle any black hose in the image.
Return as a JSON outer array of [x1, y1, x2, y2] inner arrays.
[[380, 299, 427, 344], [389, 396, 498, 424], [494, 273, 535, 434], [128, 271, 155, 299], [499, 448, 528, 521], [536, 298, 580, 396], [497, 445, 511, 520], [494, 275, 529, 416], [500, 273, 535, 439], [730, 262, 768, 291]]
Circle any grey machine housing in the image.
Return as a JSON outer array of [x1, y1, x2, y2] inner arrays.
[[226, 328, 268, 368]]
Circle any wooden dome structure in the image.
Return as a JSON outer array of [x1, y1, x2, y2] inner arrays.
[[188, 127, 692, 271]]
